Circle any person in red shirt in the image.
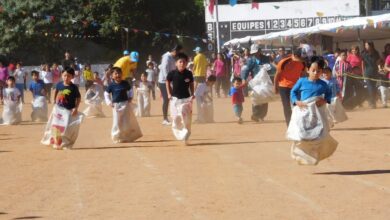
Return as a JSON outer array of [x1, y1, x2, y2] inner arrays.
[[273, 49, 306, 126]]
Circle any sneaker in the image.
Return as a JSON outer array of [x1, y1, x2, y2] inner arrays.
[[162, 120, 171, 125]]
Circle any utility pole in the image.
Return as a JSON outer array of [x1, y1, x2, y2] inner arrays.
[[215, 0, 221, 53]]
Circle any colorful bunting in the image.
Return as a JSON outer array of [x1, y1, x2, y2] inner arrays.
[[208, 0, 215, 16], [273, 5, 280, 9], [229, 0, 237, 6], [316, 12, 324, 17], [252, 2, 259, 9]]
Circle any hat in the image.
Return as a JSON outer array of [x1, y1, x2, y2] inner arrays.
[[130, 51, 139, 62], [123, 50, 130, 55], [193, 46, 202, 52], [250, 44, 260, 54]]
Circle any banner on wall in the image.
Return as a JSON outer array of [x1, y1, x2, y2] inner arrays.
[[205, 0, 360, 46]]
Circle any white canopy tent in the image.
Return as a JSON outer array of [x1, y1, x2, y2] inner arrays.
[[223, 13, 390, 48]]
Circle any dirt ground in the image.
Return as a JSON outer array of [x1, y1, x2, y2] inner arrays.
[[0, 90, 389, 220]]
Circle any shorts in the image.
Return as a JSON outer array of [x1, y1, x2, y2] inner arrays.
[[194, 76, 206, 83]]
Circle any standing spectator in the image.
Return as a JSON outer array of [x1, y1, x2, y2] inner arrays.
[[231, 51, 242, 78], [0, 61, 9, 104], [158, 45, 183, 125], [192, 46, 208, 90], [83, 63, 94, 91], [241, 44, 271, 122], [114, 51, 139, 87], [13, 62, 26, 103], [334, 50, 351, 97], [145, 62, 157, 100], [146, 54, 158, 70], [51, 63, 61, 88], [62, 50, 75, 69], [378, 44, 390, 108], [214, 53, 228, 98], [274, 47, 288, 65], [102, 64, 113, 90], [273, 49, 306, 126], [344, 45, 365, 109], [40, 63, 53, 103], [362, 41, 381, 109], [379, 44, 390, 108]]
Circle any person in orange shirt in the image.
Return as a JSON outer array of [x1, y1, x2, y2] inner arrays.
[[273, 49, 306, 126]]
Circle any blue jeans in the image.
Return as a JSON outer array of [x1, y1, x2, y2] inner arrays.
[[233, 104, 243, 117], [159, 83, 169, 120], [16, 83, 24, 103]]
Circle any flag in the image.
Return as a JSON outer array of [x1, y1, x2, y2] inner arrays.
[[252, 2, 259, 9], [123, 27, 129, 32], [208, 0, 215, 16], [316, 12, 324, 17], [229, 0, 237, 6]]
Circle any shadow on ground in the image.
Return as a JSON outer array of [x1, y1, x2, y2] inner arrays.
[[314, 170, 390, 175]]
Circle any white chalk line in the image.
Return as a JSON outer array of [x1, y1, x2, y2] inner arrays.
[[133, 149, 207, 220]]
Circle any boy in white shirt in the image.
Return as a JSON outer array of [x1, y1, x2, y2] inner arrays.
[[40, 63, 53, 103]]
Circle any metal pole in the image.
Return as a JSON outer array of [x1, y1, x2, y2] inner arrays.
[[215, 0, 221, 53], [365, 0, 369, 16]]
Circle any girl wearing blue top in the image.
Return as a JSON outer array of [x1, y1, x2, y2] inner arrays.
[[291, 61, 332, 108]]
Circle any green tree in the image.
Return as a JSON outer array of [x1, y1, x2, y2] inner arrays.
[[0, 0, 206, 63]]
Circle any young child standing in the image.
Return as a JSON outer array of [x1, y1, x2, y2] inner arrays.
[[29, 70, 48, 122], [229, 77, 245, 124], [104, 67, 142, 143], [41, 67, 83, 150], [83, 63, 94, 91], [194, 75, 216, 123], [145, 62, 157, 100], [40, 63, 53, 103], [322, 67, 348, 124], [333, 50, 351, 97], [1, 76, 22, 125], [136, 72, 151, 117], [51, 63, 61, 88], [287, 60, 337, 165], [166, 53, 195, 145], [13, 62, 26, 103]]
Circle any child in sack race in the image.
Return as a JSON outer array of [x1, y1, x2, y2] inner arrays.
[[166, 53, 195, 145], [287, 59, 338, 165], [322, 67, 348, 125], [104, 67, 142, 143], [135, 72, 151, 117], [194, 74, 216, 123], [41, 67, 84, 150], [1, 76, 22, 125], [29, 70, 48, 122]]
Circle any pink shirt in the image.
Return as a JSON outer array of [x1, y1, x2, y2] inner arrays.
[[386, 55, 390, 79], [214, 59, 225, 77], [0, 67, 8, 81], [347, 54, 362, 75]]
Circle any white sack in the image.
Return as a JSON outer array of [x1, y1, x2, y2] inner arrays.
[[196, 96, 214, 123], [286, 97, 329, 141], [291, 135, 338, 165], [248, 64, 276, 105], [41, 105, 84, 149], [326, 97, 348, 124], [2, 99, 22, 125], [83, 85, 105, 118], [170, 97, 192, 140], [31, 96, 48, 122], [136, 88, 151, 117], [111, 101, 142, 143], [286, 97, 338, 165]]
